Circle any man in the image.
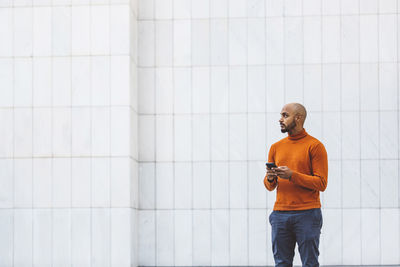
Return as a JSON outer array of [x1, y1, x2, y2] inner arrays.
[[264, 103, 328, 267]]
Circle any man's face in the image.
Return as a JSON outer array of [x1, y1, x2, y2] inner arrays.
[[279, 106, 296, 133]]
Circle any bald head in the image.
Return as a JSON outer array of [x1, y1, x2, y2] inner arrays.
[[283, 103, 307, 125]]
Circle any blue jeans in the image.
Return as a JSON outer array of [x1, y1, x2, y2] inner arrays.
[[269, 208, 323, 267]]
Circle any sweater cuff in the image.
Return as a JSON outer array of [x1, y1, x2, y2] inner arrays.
[[290, 171, 299, 183]]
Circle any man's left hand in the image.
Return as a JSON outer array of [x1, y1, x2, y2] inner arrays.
[[274, 166, 292, 180]]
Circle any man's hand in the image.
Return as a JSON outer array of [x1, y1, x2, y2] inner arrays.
[[274, 166, 292, 180], [266, 167, 278, 182]]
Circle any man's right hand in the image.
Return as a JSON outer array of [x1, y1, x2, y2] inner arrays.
[[266, 168, 277, 182]]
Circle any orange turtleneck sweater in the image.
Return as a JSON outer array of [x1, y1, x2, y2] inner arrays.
[[264, 129, 328, 211]]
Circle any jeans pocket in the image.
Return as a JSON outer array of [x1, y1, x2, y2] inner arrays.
[[312, 209, 323, 228]]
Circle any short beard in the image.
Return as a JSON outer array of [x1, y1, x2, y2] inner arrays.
[[281, 120, 296, 133]]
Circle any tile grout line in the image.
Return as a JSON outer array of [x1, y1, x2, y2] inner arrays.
[[208, 1, 213, 265], [11, 3, 15, 267], [227, 1, 231, 264], [171, 1, 176, 265], [377, 4, 382, 264], [358, 0, 362, 262], [50, 3, 54, 266], [397, 0, 400, 264], [153, 0, 157, 264], [283, 9, 286, 104], [108, 1, 112, 266], [339, 1, 344, 263], [190, 1, 194, 266], [31, 3, 34, 267], [89, 3, 93, 267], [245, 5, 250, 266], [6, 56, 400, 64], [69, 3, 73, 267]]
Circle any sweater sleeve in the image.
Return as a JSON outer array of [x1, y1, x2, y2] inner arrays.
[[264, 145, 277, 191], [290, 142, 328, 192]]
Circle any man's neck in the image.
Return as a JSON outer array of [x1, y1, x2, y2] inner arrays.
[[288, 127, 304, 136]]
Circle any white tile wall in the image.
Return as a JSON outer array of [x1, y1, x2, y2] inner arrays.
[[3, 0, 400, 266], [193, 162, 211, 209], [322, 16, 340, 63], [304, 17, 322, 64], [192, 114, 210, 160], [192, 210, 211, 265], [229, 162, 247, 209], [379, 14, 397, 62], [174, 20, 191, 66], [211, 162, 229, 209], [14, 108, 33, 157], [0, 210, 13, 266], [361, 160, 380, 208], [341, 64, 359, 111], [361, 209, 381, 264], [138, 210, 156, 266], [210, 20, 228, 66], [0, 2, 139, 266], [33, 159, 52, 208], [14, 8, 33, 57], [210, 67, 228, 112], [381, 208, 400, 264], [192, 20, 210, 66], [360, 15, 379, 62], [92, 208, 111, 267], [156, 210, 174, 265], [230, 209, 248, 265], [321, 209, 342, 264], [174, 210, 193, 266], [229, 19, 247, 65], [323, 160, 341, 208], [248, 19, 265, 65], [248, 161, 267, 209], [110, 6, 130, 55], [247, 66, 265, 113], [342, 209, 362, 264], [33, 209, 52, 266], [192, 67, 210, 113], [155, 68, 174, 114], [248, 209, 268, 265], [14, 58, 32, 107], [136, 0, 400, 265], [342, 160, 361, 208], [0, 160, 13, 208], [174, 0, 190, 19], [111, 56, 130, 106], [14, 210, 33, 266], [14, 159, 33, 208], [360, 64, 379, 110], [111, 208, 131, 267], [192, 0, 209, 18], [285, 65, 303, 103], [156, 163, 174, 209], [174, 162, 192, 209], [341, 16, 359, 63], [155, 21, 173, 67]]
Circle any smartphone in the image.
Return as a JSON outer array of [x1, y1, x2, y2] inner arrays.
[[265, 162, 277, 169]]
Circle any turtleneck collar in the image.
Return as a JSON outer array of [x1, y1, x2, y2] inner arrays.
[[288, 128, 308, 140]]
